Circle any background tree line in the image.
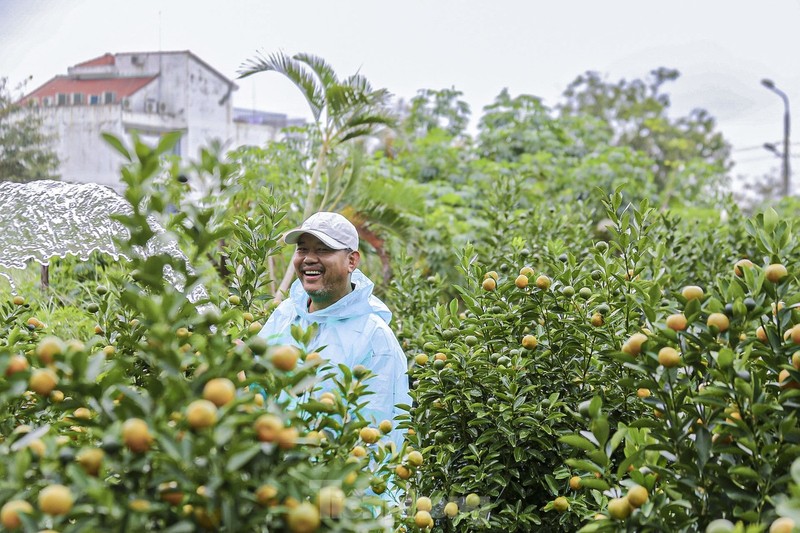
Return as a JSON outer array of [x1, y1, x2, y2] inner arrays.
[[228, 53, 751, 298], [3, 54, 792, 296]]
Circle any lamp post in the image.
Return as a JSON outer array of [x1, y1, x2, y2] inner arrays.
[[761, 79, 791, 196]]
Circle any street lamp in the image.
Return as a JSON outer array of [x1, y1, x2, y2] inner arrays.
[[763, 142, 781, 157], [761, 79, 791, 196]]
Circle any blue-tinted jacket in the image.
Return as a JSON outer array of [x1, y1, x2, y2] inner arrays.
[[259, 269, 411, 448]]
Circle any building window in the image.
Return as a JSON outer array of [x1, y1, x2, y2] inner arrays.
[[72, 93, 83, 105], [89, 95, 100, 105], [57, 93, 67, 106], [104, 91, 115, 104]]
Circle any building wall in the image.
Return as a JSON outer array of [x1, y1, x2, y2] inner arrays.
[[184, 55, 234, 160], [36, 106, 128, 192], [33, 52, 288, 192], [37, 102, 281, 194], [113, 52, 236, 161], [115, 53, 186, 117], [233, 121, 282, 148]]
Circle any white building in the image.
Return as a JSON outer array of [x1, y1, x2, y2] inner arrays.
[[21, 51, 295, 192]]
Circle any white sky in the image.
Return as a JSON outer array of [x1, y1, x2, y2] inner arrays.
[[1, 0, 798, 189]]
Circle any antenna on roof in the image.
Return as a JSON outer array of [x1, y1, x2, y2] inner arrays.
[[158, 10, 162, 51]]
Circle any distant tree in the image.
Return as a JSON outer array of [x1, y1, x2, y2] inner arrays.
[[390, 88, 473, 183], [477, 89, 570, 162], [736, 170, 783, 212], [558, 68, 731, 203], [403, 87, 471, 140], [0, 77, 59, 182]]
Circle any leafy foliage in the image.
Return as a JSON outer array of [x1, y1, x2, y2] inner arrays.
[[559, 68, 731, 202], [0, 77, 59, 182], [391, 191, 800, 532]]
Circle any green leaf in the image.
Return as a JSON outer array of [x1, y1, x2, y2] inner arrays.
[[559, 434, 597, 451], [588, 396, 602, 419], [156, 434, 183, 460], [544, 474, 558, 495], [587, 450, 609, 467], [238, 52, 324, 120], [791, 458, 800, 484], [717, 348, 734, 369], [10, 424, 50, 452], [605, 426, 627, 457], [85, 351, 107, 382], [215, 421, 236, 446], [164, 521, 197, 533], [627, 419, 662, 429], [117, 385, 153, 414], [101, 132, 132, 161], [156, 130, 183, 155], [226, 444, 261, 472], [764, 207, 779, 233], [591, 416, 610, 447], [578, 521, 607, 533], [513, 446, 525, 462], [695, 426, 711, 469], [580, 478, 610, 491], [728, 466, 760, 481], [565, 459, 602, 474]]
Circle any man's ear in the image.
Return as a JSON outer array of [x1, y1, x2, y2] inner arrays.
[[348, 250, 361, 272]]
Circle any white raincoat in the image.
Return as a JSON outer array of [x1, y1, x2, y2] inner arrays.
[[259, 269, 411, 448]]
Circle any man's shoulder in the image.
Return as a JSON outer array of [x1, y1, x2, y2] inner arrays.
[[270, 298, 298, 319], [361, 311, 402, 351], [361, 309, 392, 330], [261, 299, 298, 334]]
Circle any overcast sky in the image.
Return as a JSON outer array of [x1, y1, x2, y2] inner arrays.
[[1, 0, 798, 189]]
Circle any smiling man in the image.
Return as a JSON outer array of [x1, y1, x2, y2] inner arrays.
[[258, 212, 411, 449]]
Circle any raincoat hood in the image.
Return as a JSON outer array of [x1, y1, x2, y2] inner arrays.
[[288, 268, 392, 324]]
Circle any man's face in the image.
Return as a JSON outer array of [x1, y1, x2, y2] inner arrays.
[[293, 233, 359, 309]]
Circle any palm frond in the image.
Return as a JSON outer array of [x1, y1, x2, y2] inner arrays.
[[325, 147, 363, 210], [364, 178, 425, 216], [343, 112, 396, 130], [334, 113, 395, 145], [367, 88, 393, 105], [295, 53, 340, 90], [336, 127, 374, 145], [325, 84, 368, 118], [342, 74, 374, 95], [238, 51, 324, 121], [356, 203, 417, 239]]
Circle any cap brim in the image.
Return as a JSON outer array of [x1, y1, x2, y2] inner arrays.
[[283, 229, 350, 250]]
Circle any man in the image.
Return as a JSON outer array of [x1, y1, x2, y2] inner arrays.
[[259, 212, 411, 448]]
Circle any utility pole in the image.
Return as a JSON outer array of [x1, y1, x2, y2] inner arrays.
[[761, 79, 791, 196]]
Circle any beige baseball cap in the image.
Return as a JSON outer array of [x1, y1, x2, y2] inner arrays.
[[283, 212, 359, 250]]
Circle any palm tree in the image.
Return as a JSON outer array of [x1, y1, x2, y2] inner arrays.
[[318, 142, 424, 284], [239, 52, 397, 297]]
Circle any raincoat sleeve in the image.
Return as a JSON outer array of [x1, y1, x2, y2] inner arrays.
[[258, 302, 295, 345], [357, 323, 411, 450]]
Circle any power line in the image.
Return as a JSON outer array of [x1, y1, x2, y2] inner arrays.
[[736, 154, 800, 164], [733, 141, 800, 153], [733, 144, 776, 152]]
